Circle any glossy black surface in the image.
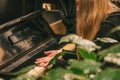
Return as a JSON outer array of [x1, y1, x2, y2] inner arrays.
[[0, 0, 42, 25], [0, 11, 54, 69]]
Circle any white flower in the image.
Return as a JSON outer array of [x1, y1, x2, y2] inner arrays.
[[112, 58, 118, 63], [89, 74, 95, 79], [107, 53, 113, 57], [116, 53, 120, 57], [104, 53, 120, 66], [26, 66, 46, 77], [27, 69, 37, 76], [110, 26, 120, 33], [59, 34, 100, 52], [96, 37, 118, 43], [59, 34, 82, 44], [116, 59, 120, 65], [97, 68, 102, 73], [73, 39, 101, 52], [64, 73, 89, 80], [64, 73, 73, 80], [83, 69, 90, 74], [104, 56, 112, 62]]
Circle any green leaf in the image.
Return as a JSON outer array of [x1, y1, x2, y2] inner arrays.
[[110, 26, 120, 34], [98, 43, 120, 60], [93, 68, 120, 80], [68, 59, 101, 75], [11, 74, 36, 80], [89, 52, 97, 61], [64, 73, 90, 80], [79, 48, 89, 59], [78, 48, 97, 60], [46, 68, 72, 80], [11, 65, 36, 75], [48, 50, 66, 65]]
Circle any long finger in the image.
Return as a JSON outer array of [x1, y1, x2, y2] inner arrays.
[[38, 62, 49, 67], [36, 57, 45, 61], [35, 58, 48, 63], [44, 50, 56, 55], [44, 49, 62, 55]]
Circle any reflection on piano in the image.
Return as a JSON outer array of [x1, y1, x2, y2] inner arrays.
[[0, 11, 64, 75]]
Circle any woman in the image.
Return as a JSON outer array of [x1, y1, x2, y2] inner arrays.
[[35, 0, 120, 67]]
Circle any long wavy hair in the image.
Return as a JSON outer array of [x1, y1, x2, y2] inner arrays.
[[76, 0, 119, 40]]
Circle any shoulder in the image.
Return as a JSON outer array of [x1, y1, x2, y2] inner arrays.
[[107, 11, 120, 18], [100, 11, 120, 32], [95, 11, 120, 49], [96, 11, 120, 39], [103, 11, 120, 26]]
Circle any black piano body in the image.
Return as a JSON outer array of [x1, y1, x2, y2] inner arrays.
[[0, 0, 42, 25], [0, 10, 64, 79]]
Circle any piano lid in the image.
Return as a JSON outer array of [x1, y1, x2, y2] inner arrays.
[[0, 11, 54, 67]]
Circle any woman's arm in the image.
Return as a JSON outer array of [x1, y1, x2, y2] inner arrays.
[[35, 44, 76, 67], [95, 11, 120, 50]]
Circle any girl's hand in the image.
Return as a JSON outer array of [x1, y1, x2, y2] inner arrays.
[[44, 49, 62, 55], [35, 56, 54, 67], [35, 49, 62, 67]]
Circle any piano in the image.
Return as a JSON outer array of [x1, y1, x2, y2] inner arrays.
[[0, 10, 66, 79]]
